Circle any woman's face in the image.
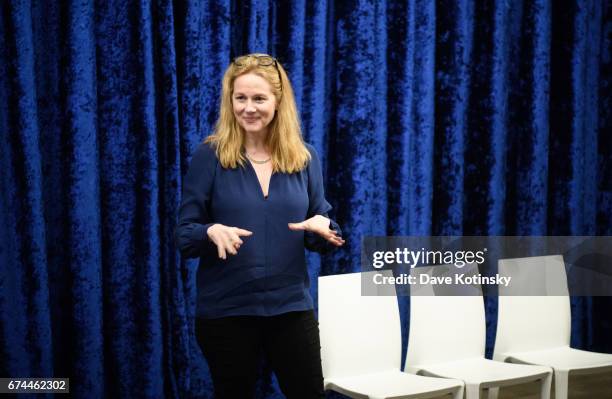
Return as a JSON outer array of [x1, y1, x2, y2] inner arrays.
[[232, 73, 277, 136]]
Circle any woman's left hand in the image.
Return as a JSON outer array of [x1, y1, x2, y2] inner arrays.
[[288, 215, 345, 247]]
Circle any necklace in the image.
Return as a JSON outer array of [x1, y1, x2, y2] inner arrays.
[[246, 153, 271, 164]]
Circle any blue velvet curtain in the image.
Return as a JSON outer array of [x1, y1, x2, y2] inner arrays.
[[1, 0, 610, 398]]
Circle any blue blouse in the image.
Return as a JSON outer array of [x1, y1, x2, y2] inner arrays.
[[175, 142, 341, 319]]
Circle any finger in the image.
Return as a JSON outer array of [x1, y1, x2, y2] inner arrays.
[[323, 229, 338, 238], [218, 245, 226, 260], [226, 243, 237, 255], [329, 237, 345, 246], [224, 237, 238, 255], [222, 233, 238, 255], [231, 238, 241, 249], [229, 232, 244, 246], [327, 232, 343, 240], [222, 230, 236, 247], [234, 228, 253, 236], [288, 222, 307, 231], [326, 233, 342, 242], [326, 234, 345, 246]]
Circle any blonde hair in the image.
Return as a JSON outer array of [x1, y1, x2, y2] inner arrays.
[[205, 54, 311, 173]]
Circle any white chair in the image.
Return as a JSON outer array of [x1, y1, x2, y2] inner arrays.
[[319, 271, 464, 399], [493, 255, 612, 399], [404, 265, 552, 399]]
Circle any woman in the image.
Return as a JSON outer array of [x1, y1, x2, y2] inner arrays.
[[175, 53, 344, 399]]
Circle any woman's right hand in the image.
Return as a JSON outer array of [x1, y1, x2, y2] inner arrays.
[[206, 224, 253, 260]]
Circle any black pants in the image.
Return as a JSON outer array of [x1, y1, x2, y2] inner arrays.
[[196, 310, 325, 399]]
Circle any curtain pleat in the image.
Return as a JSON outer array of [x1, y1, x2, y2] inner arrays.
[[247, 0, 270, 52], [96, 0, 137, 395], [487, 0, 510, 235], [433, 0, 473, 235], [406, 0, 436, 236], [1, 0, 610, 398], [0, 0, 53, 380]]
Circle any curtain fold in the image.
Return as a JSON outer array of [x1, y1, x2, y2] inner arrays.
[[1, 0, 610, 398], [386, 0, 437, 237], [1, 0, 53, 381]]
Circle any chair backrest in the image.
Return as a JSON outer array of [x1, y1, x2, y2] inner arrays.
[[318, 271, 402, 379], [405, 265, 486, 368], [494, 255, 571, 356]]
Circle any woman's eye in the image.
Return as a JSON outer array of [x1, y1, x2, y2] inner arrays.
[[255, 97, 265, 102]]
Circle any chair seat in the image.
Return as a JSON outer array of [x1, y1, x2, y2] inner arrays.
[[325, 369, 462, 399], [502, 347, 612, 372], [415, 358, 551, 386]]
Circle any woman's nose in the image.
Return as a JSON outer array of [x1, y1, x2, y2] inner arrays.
[[245, 103, 257, 113]]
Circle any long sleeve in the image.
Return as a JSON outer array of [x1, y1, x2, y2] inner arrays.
[[175, 143, 218, 258], [304, 144, 342, 253]]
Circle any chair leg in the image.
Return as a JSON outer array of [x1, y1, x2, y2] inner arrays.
[[486, 387, 499, 399], [452, 385, 465, 399], [465, 383, 480, 399], [540, 372, 552, 399], [554, 370, 569, 399]]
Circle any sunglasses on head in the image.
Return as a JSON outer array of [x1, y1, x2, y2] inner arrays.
[[233, 54, 283, 91]]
